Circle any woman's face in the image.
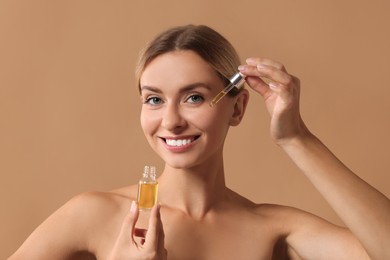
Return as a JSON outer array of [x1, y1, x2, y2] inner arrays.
[[139, 50, 239, 169]]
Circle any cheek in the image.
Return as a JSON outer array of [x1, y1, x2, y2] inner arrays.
[[187, 107, 231, 134], [140, 109, 159, 136]]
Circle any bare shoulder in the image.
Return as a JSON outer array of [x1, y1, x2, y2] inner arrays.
[[252, 204, 369, 259], [69, 188, 135, 212], [10, 187, 137, 260], [65, 184, 139, 222], [251, 203, 343, 238], [49, 188, 135, 227], [64, 189, 132, 221], [252, 203, 329, 225]]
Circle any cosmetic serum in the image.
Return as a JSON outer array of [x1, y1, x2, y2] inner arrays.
[[210, 72, 246, 107], [137, 166, 158, 210]]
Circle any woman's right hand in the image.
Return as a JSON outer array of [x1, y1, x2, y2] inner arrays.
[[238, 58, 308, 145], [108, 201, 167, 260]]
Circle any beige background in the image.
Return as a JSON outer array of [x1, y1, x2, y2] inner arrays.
[[1, 0, 390, 258]]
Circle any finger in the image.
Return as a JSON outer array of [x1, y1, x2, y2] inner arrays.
[[239, 64, 292, 86], [117, 200, 139, 246], [156, 207, 166, 255], [269, 76, 300, 103], [256, 64, 294, 86], [244, 76, 271, 97], [144, 204, 161, 250], [245, 57, 287, 72], [239, 64, 290, 98]]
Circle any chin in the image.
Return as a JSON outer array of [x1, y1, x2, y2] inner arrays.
[[152, 144, 219, 170], [163, 158, 198, 169], [160, 153, 208, 170]]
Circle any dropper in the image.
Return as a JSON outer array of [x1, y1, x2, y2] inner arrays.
[[210, 72, 246, 107]]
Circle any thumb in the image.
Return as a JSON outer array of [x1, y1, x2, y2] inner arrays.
[[144, 204, 162, 249], [117, 200, 139, 246]]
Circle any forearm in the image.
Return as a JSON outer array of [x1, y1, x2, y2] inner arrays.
[[281, 133, 390, 259]]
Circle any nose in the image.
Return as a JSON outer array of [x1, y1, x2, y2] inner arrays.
[[161, 103, 187, 132]]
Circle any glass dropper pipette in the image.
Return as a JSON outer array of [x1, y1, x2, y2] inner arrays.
[[210, 72, 246, 107]]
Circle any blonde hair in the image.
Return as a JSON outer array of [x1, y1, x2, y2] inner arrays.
[[135, 24, 242, 96]]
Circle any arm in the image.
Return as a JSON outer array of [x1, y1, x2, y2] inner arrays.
[[283, 131, 390, 259], [239, 58, 390, 260], [9, 192, 167, 260], [265, 204, 369, 260], [8, 193, 98, 260], [285, 131, 390, 255]]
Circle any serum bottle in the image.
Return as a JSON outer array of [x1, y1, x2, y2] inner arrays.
[[137, 166, 158, 210]]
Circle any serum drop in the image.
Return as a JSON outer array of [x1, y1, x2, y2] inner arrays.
[[137, 166, 158, 210]]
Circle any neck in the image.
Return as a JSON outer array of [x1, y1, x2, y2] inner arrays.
[[157, 158, 227, 219]]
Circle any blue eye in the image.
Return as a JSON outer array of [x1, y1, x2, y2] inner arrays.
[[145, 96, 162, 105], [187, 94, 204, 104]]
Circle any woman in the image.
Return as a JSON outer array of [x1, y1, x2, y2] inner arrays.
[[9, 25, 390, 259]]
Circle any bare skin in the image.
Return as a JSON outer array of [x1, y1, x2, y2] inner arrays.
[[9, 51, 389, 259], [7, 186, 368, 260]]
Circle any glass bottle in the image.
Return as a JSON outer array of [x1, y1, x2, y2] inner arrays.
[[137, 165, 158, 210]]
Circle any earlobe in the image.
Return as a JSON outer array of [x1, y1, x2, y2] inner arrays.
[[229, 89, 249, 126]]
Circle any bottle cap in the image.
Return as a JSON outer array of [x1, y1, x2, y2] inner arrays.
[[229, 72, 245, 89], [143, 165, 150, 177], [150, 166, 156, 178]]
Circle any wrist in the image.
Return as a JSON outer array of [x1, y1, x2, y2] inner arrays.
[[274, 120, 314, 148]]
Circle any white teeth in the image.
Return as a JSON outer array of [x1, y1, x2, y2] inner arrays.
[[166, 138, 192, 147]]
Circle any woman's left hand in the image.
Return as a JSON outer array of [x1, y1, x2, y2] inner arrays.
[[238, 57, 309, 145], [108, 202, 167, 260]]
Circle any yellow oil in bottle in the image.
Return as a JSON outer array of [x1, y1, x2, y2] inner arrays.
[[138, 182, 158, 210], [137, 166, 158, 210], [210, 72, 246, 107], [210, 90, 228, 107]]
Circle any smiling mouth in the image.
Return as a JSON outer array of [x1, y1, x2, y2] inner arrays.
[[162, 136, 200, 147]]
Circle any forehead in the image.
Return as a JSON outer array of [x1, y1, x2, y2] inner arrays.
[[140, 50, 221, 88]]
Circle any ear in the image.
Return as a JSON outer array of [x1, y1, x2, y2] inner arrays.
[[229, 88, 249, 126]]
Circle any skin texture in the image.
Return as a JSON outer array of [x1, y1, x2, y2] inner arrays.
[[8, 50, 390, 260]]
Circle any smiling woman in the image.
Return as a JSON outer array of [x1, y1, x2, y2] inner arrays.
[[8, 24, 390, 260], [139, 50, 243, 170]]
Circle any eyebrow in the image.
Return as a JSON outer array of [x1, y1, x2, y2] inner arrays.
[[140, 83, 212, 94]]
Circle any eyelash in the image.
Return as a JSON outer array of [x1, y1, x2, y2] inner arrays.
[[186, 94, 204, 104], [143, 94, 205, 106], [143, 96, 162, 105]]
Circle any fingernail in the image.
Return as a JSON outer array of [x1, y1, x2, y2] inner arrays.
[[257, 64, 267, 69], [130, 200, 137, 214], [269, 82, 279, 90], [238, 65, 246, 71]]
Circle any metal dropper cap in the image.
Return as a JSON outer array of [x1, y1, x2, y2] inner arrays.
[[229, 72, 246, 89], [210, 72, 246, 107]]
